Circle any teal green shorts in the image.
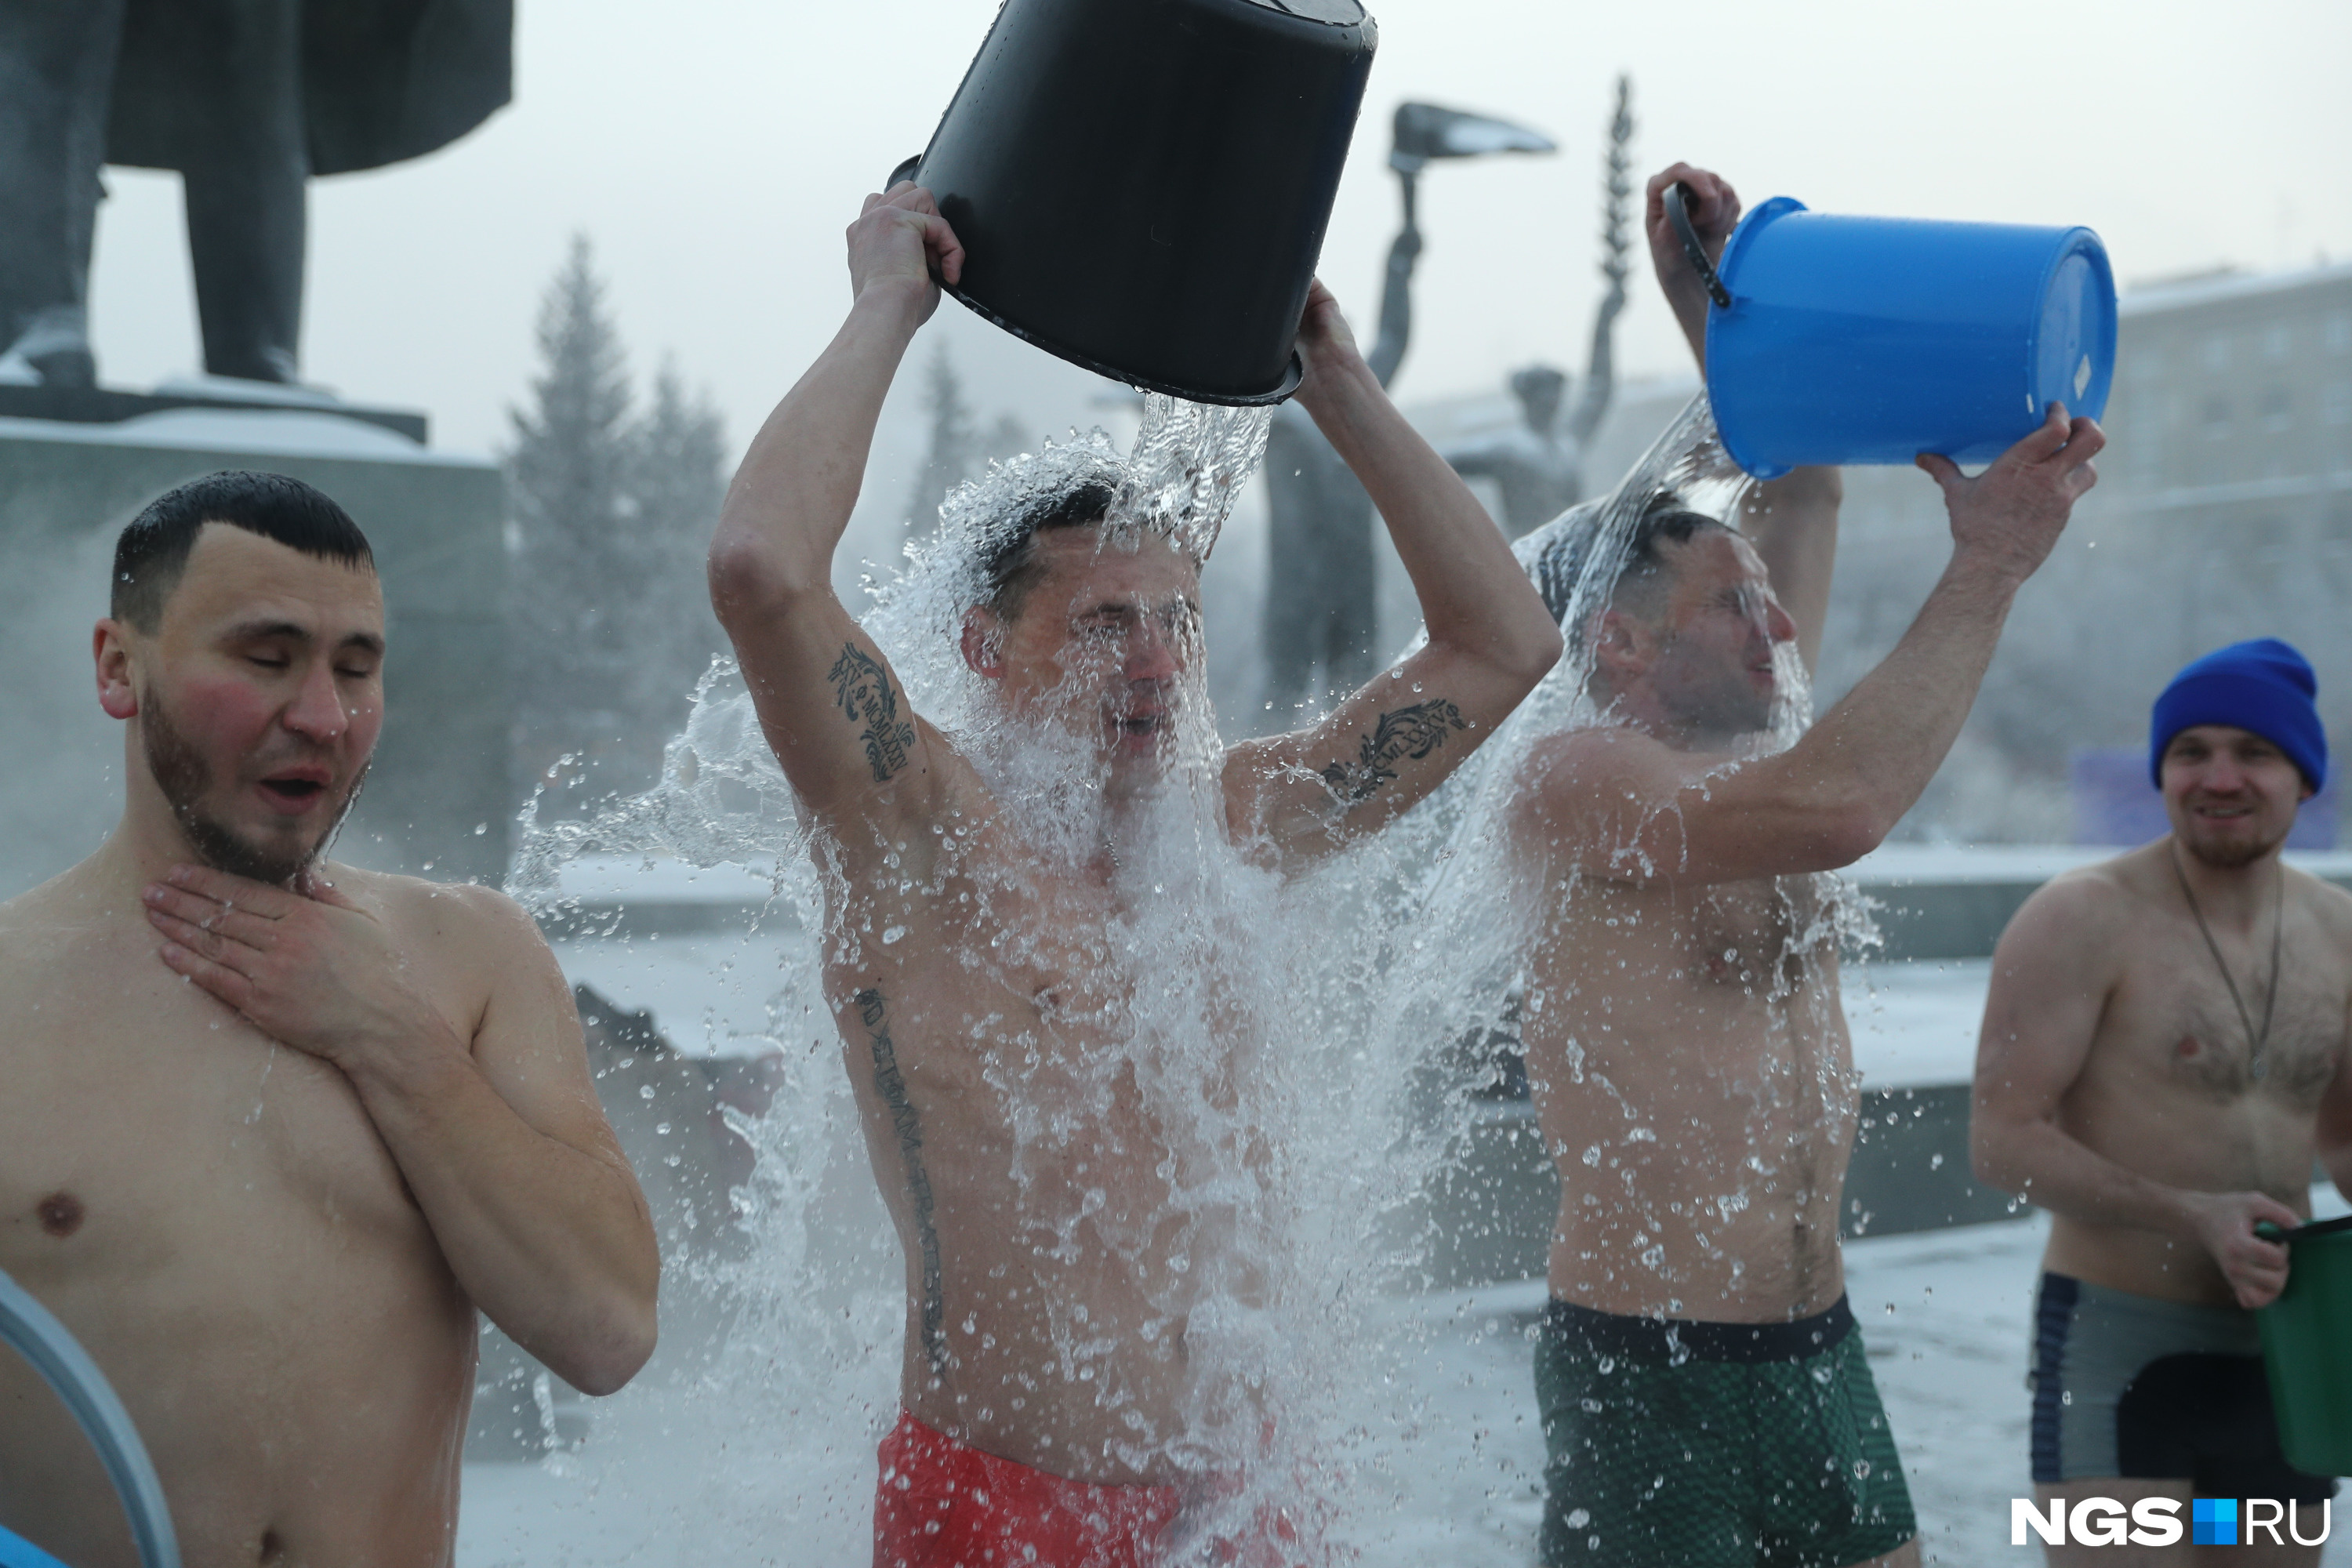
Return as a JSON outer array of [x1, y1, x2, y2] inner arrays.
[[1536, 1295, 1916, 1568]]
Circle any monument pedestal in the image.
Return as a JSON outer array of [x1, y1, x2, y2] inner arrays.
[[0, 381, 429, 444], [0, 404, 510, 896]]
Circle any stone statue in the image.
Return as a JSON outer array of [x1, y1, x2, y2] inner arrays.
[[0, 0, 512, 389], [1441, 75, 1636, 540], [1261, 101, 1553, 717]]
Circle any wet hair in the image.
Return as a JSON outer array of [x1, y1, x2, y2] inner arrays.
[[112, 470, 374, 632], [1532, 489, 1730, 637], [976, 476, 1116, 621]]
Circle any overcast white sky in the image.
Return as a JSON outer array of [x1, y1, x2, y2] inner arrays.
[[83, 0, 2352, 459]]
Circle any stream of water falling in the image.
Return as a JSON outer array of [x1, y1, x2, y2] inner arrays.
[[503, 393, 1478, 1560], [497, 390, 1870, 1560]]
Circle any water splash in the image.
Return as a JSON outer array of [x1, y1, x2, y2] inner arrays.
[[497, 394, 1477, 1560], [1386, 393, 1886, 1326], [1112, 392, 1273, 563]]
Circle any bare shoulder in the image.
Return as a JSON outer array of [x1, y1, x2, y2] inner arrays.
[[1517, 724, 1671, 804], [1996, 849, 2158, 967], [1511, 724, 1713, 845], [2288, 863, 2352, 953], [0, 866, 108, 978], [317, 865, 558, 1007], [323, 865, 539, 946]]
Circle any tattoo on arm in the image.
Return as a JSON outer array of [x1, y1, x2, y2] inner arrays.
[[1319, 698, 1468, 807], [827, 644, 917, 783], [857, 986, 947, 1380]]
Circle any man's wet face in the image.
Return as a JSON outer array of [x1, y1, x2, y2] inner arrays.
[[1639, 532, 1792, 740], [986, 529, 1202, 779], [126, 525, 384, 884], [2161, 724, 2309, 869]]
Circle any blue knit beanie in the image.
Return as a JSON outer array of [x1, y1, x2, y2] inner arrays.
[[2149, 638, 2326, 790]]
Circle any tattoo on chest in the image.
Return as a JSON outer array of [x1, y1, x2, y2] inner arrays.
[[1319, 698, 1467, 807], [858, 986, 947, 1378], [829, 644, 917, 784]]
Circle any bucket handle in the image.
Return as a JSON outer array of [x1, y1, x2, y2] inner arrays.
[[1664, 182, 1733, 310]]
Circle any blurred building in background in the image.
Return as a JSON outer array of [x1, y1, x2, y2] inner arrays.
[[1796, 258, 2352, 844], [1404, 260, 2352, 844]]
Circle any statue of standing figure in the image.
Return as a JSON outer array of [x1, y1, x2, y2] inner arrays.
[[1261, 100, 1554, 718], [0, 0, 512, 390], [1443, 75, 1638, 539]]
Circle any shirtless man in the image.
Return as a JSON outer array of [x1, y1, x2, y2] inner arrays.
[[1507, 162, 2106, 1568], [1975, 638, 2351, 1566], [706, 182, 1560, 1565], [0, 470, 659, 1565]]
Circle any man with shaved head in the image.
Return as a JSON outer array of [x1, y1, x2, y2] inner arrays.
[[0, 470, 659, 1565]]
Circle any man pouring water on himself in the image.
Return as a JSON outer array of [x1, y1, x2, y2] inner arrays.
[[1505, 161, 2106, 1568], [707, 180, 1560, 1566], [0, 473, 660, 1565], [1975, 640, 2352, 1564]]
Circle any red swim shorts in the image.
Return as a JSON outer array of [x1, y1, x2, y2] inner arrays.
[[873, 1409, 1182, 1567], [872, 1410, 1303, 1567]]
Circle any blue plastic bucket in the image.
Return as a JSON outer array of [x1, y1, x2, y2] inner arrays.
[[1695, 195, 2116, 480]]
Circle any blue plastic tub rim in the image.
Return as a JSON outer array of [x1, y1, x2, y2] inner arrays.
[[2024, 227, 2118, 421]]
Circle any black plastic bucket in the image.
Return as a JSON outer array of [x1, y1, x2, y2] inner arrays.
[[896, 0, 1377, 405]]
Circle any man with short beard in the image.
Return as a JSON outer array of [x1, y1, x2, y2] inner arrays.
[[1975, 639, 2352, 1564], [710, 181, 1560, 1566], [0, 470, 659, 1565], [1507, 162, 2105, 1568]]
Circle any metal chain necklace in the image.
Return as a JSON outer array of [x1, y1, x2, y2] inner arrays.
[[2169, 842, 2285, 1080]]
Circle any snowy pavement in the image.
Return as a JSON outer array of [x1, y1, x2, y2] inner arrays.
[[455, 1201, 2350, 1566], [467, 879, 2346, 1566]]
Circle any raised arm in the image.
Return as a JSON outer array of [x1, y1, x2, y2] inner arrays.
[[1362, 184, 1423, 390], [1559, 273, 1624, 451], [1526, 402, 2103, 886], [707, 185, 968, 840], [1646, 162, 1842, 667], [1973, 878, 2299, 1309], [1227, 281, 1563, 858]]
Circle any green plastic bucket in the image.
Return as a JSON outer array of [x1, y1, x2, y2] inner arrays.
[[2259, 1214, 2352, 1476]]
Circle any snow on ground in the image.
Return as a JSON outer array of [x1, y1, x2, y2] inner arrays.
[[1851, 844, 2352, 887], [0, 407, 477, 462], [552, 930, 804, 1058], [1845, 960, 1990, 1090], [456, 1196, 2351, 1566], [551, 920, 2000, 1088], [482, 866, 2346, 1565]]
